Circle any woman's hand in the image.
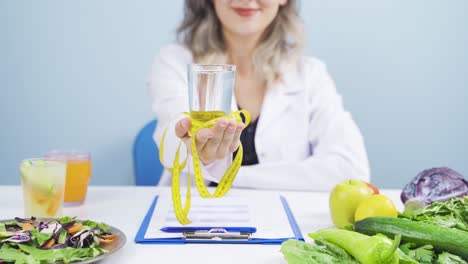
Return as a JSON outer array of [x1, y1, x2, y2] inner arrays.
[[175, 117, 245, 164]]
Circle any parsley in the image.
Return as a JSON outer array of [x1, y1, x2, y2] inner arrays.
[[399, 243, 434, 264], [402, 197, 468, 231], [436, 252, 468, 264]]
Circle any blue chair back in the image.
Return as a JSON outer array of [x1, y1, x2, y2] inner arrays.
[[133, 119, 164, 186]]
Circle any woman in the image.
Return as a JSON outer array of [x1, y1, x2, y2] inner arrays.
[[149, 0, 370, 191]]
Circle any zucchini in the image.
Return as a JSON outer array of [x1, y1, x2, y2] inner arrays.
[[354, 217, 468, 260]]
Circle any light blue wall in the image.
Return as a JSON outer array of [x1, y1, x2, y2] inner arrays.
[[1, 1, 467, 188]]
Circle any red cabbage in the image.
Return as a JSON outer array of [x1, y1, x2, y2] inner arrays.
[[51, 244, 66, 249], [39, 220, 62, 235], [6, 226, 22, 232], [37, 221, 48, 232], [69, 230, 94, 248], [1, 232, 31, 243], [14, 217, 36, 223], [401, 167, 468, 205]]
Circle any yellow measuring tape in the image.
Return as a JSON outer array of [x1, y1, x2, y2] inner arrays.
[[159, 110, 251, 224]]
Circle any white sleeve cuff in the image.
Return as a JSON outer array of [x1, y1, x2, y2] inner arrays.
[[187, 155, 232, 183]]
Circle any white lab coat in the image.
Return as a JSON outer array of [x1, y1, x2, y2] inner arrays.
[[148, 44, 370, 191]]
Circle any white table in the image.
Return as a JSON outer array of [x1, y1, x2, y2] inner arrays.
[[0, 186, 402, 264]]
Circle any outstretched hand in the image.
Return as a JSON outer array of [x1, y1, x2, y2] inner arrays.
[[175, 117, 245, 164]]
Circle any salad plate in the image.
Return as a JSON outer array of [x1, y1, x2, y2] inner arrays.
[[0, 217, 127, 264], [70, 223, 126, 264]]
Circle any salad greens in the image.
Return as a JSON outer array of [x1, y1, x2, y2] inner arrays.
[[399, 243, 435, 264], [0, 216, 118, 263], [437, 252, 468, 264], [397, 249, 420, 264], [280, 239, 359, 264], [399, 243, 468, 264], [0, 243, 106, 264], [80, 221, 110, 233], [401, 197, 468, 231]]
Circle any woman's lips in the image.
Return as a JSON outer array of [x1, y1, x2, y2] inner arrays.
[[233, 8, 259, 17]]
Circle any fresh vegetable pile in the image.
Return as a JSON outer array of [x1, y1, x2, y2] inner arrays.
[[354, 216, 468, 261], [281, 167, 468, 264], [0, 216, 119, 263]]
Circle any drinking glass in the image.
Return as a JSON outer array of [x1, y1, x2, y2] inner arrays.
[[45, 150, 91, 205], [188, 64, 236, 116], [20, 158, 66, 218]]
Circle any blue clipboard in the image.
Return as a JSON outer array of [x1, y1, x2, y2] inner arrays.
[[134, 195, 304, 244]]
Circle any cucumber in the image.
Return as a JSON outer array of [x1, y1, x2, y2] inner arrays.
[[354, 217, 468, 260]]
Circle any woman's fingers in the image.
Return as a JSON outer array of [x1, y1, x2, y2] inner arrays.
[[228, 122, 245, 153], [195, 128, 213, 150], [175, 118, 191, 138], [216, 121, 237, 159], [178, 117, 245, 164], [199, 118, 228, 162]]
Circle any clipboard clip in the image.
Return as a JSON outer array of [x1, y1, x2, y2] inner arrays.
[[183, 228, 252, 241]]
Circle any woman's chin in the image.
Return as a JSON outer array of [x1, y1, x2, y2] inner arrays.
[[225, 25, 266, 38]]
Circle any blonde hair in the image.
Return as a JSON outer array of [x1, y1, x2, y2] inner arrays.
[[177, 0, 304, 85]]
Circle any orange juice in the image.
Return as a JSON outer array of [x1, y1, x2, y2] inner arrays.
[[64, 159, 91, 202], [45, 150, 91, 204]]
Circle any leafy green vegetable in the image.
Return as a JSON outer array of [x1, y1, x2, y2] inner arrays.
[[29, 229, 51, 246], [3, 221, 22, 227], [13, 254, 37, 264], [0, 231, 15, 239], [280, 239, 359, 264], [16, 244, 55, 260], [81, 220, 111, 233], [17, 244, 108, 263], [58, 229, 67, 244], [0, 244, 28, 262], [401, 197, 468, 231], [57, 216, 76, 225], [399, 243, 434, 264], [397, 249, 420, 264], [0, 222, 6, 232], [436, 252, 468, 264], [399, 242, 468, 264], [58, 246, 108, 262], [0, 244, 39, 263]]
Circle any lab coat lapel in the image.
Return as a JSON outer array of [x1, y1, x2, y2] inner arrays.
[[231, 81, 291, 134], [256, 85, 288, 136], [256, 71, 302, 136]]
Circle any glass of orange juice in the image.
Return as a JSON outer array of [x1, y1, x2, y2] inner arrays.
[[45, 150, 91, 205]]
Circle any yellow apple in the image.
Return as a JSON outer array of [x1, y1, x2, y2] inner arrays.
[[354, 194, 398, 221], [329, 179, 373, 228]]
